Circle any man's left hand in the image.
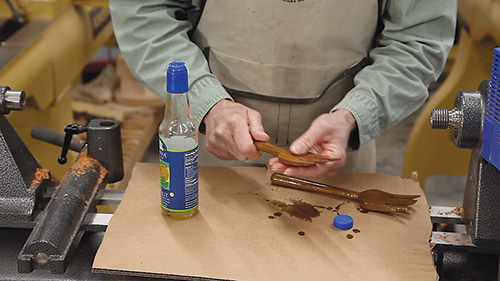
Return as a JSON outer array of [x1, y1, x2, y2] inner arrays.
[[269, 109, 356, 177]]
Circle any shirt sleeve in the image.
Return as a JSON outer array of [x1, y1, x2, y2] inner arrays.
[[332, 0, 457, 148], [108, 0, 232, 129]]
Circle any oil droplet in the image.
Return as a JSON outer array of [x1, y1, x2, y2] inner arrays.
[[353, 229, 361, 233], [274, 212, 282, 217], [298, 231, 305, 236], [268, 215, 275, 219], [335, 202, 345, 211], [346, 234, 354, 239]]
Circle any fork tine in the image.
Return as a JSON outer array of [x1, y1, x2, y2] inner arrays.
[[361, 190, 419, 206], [376, 190, 421, 199], [361, 202, 410, 212], [383, 198, 418, 206], [362, 196, 417, 206]]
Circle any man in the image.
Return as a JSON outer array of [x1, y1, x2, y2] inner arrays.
[[109, 0, 456, 177]]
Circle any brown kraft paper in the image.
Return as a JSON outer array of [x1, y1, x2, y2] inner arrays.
[[93, 163, 437, 281]]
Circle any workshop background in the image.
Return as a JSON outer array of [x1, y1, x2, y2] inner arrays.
[[0, 0, 492, 199], [1, 0, 500, 279], [2, 0, 495, 208]]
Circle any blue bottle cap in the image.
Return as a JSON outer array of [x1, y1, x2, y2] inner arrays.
[[166, 61, 189, 94], [333, 214, 353, 230]]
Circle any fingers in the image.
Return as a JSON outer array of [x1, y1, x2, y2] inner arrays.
[[269, 161, 341, 177], [206, 125, 253, 162], [268, 153, 345, 177], [269, 130, 348, 177], [280, 111, 356, 176], [290, 110, 355, 156], [231, 128, 258, 161], [285, 163, 341, 177], [231, 107, 268, 160], [204, 126, 237, 160], [203, 100, 266, 161], [289, 118, 330, 155], [290, 128, 322, 155], [268, 157, 286, 173], [248, 110, 270, 142]]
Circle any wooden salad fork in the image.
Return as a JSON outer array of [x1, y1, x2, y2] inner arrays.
[[254, 141, 338, 167], [270, 173, 420, 212]]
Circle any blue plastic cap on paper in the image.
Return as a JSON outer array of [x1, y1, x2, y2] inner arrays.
[[333, 214, 354, 230], [166, 61, 189, 94]]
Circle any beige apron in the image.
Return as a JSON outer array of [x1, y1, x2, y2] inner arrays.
[[193, 0, 378, 173]]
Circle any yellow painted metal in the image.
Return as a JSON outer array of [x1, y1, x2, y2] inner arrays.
[[1, 0, 73, 19], [403, 0, 500, 188], [1, 1, 113, 180], [73, 0, 109, 8]]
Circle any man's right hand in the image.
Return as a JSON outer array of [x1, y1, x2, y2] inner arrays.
[[202, 99, 270, 161]]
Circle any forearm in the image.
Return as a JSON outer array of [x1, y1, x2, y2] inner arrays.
[[333, 0, 457, 146], [109, 0, 231, 128]]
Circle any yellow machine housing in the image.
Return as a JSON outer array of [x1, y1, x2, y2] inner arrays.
[[0, 0, 113, 179]]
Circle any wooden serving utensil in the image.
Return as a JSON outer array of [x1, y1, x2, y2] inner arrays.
[[254, 140, 338, 167], [270, 173, 420, 212]]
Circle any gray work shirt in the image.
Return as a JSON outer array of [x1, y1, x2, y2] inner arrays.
[[109, 0, 456, 148]]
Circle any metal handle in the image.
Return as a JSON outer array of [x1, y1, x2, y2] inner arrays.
[[58, 124, 87, 164], [31, 125, 86, 152]]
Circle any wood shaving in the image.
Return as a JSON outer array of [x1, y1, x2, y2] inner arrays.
[[442, 203, 464, 218], [436, 233, 450, 243], [68, 150, 108, 188], [436, 204, 464, 218], [466, 236, 473, 245], [57, 150, 108, 196], [454, 203, 464, 218], [31, 168, 50, 187]]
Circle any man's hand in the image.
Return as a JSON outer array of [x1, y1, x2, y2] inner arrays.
[[269, 109, 356, 177], [203, 99, 270, 161]]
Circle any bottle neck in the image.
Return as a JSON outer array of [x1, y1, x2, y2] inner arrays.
[[164, 91, 190, 121]]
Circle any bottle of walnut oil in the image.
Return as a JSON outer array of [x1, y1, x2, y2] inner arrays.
[[159, 61, 199, 219]]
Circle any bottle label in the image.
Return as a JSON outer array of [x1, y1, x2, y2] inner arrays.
[[159, 136, 199, 211]]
